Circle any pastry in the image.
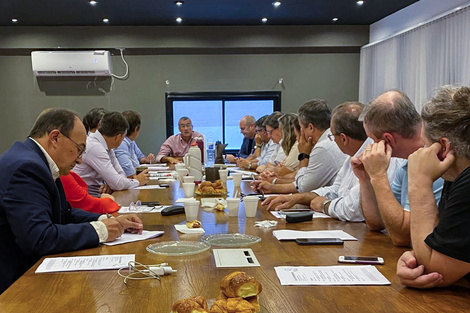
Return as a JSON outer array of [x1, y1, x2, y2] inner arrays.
[[171, 296, 209, 313], [209, 298, 256, 313], [220, 272, 262, 299], [214, 203, 225, 211], [186, 220, 202, 228]]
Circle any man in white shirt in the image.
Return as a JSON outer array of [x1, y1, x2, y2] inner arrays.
[[74, 112, 149, 197], [264, 102, 402, 222], [257, 99, 346, 194]]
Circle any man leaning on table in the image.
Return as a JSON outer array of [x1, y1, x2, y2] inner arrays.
[[74, 111, 150, 197], [226, 115, 256, 163], [0, 108, 143, 294], [350, 90, 443, 247], [115, 110, 156, 176], [236, 115, 277, 171], [397, 85, 470, 288], [263, 102, 401, 222], [156, 116, 203, 164], [256, 99, 346, 194]]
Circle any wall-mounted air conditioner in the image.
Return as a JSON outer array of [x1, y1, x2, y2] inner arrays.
[[31, 50, 112, 76]]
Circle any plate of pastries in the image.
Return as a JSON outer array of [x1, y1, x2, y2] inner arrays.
[[195, 180, 227, 196], [171, 271, 265, 313]]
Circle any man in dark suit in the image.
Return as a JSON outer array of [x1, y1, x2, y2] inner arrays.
[[0, 108, 143, 294]]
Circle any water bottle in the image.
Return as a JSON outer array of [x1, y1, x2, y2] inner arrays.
[[206, 136, 215, 167]]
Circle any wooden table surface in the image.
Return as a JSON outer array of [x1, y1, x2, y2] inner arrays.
[[1, 179, 469, 313]]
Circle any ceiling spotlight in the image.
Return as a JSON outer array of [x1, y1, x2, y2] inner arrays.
[[176, 17, 183, 23], [273, 1, 281, 7], [175, 1, 183, 6], [357, 0, 364, 5], [332, 17, 338, 22], [103, 18, 109, 23], [12, 18, 18, 23], [89, 0, 97, 5], [261, 17, 268, 23]]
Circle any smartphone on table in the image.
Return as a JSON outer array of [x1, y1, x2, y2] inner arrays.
[[295, 238, 344, 245], [338, 256, 384, 265]]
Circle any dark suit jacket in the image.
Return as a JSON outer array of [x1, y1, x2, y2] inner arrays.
[[0, 139, 100, 294], [239, 137, 255, 159]]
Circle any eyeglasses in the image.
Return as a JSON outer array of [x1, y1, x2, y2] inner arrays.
[[255, 128, 265, 133], [61, 132, 85, 158], [266, 127, 278, 135], [328, 133, 340, 141], [179, 123, 192, 129]]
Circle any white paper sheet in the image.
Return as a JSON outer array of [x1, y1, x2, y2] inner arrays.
[[273, 230, 357, 241], [140, 163, 167, 167], [35, 254, 135, 273], [101, 230, 164, 246], [213, 249, 260, 268], [147, 166, 170, 171], [274, 265, 390, 286]]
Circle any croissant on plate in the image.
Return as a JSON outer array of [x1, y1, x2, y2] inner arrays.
[[171, 296, 209, 313]]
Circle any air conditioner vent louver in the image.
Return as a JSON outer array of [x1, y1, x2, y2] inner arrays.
[[31, 51, 112, 77]]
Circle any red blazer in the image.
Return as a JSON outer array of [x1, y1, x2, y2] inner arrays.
[[60, 171, 119, 214]]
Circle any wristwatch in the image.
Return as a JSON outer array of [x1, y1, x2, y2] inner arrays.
[[321, 200, 331, 215], [298, 153, 310, 161]]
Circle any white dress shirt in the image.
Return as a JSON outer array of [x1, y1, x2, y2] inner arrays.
[[295, 129, 347, 193], [74, 131, 139, 197], [313, 138, 403, 222]]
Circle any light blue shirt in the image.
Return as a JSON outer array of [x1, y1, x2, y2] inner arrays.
[[257, 139, 277, 166], [391, 160, 444, 211], [115, 137, 145, 176]]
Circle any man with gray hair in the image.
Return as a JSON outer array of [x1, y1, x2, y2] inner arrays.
[[0, 108, 143, 294], [351, 90, 443, 246]]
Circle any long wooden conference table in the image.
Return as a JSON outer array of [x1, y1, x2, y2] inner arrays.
[[0, 178, 469, 313]]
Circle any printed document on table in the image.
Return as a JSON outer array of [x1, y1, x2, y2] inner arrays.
[[274, 265, 390, 286], [36, 254, 135, 273], [132, 185, 166, 190], [102, 230, 164, 246], [273, 230, 357, 241]]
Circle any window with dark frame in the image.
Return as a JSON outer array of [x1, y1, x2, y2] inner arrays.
[[165, 91, 281, 154]]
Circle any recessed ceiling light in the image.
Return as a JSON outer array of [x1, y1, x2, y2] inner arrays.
[[176, 17, 183, 23], [12, 18, 18, 23], [89, 0, 97, 5], [332, 17, 338, 22], [262, 17, 268, 23], [103, 18, 109, 23], [357, 0, 364, 5], [273, 1, 281, 7], [175, 1, 183, 6]]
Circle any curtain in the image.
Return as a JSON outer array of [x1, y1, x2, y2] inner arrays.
[[359, 6, 470, 112]]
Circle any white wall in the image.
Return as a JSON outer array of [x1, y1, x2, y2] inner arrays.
[[370, 0, 470, 43]]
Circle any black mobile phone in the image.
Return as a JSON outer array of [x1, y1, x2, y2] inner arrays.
[[295, 238, 344, 245], [140, 201, 160, 206], [159, 184, 170, 188]]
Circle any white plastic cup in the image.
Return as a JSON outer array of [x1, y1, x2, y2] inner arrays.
[[218, 169, 228, 183], [232, 172, 243, 187], [226, 197, 240, 217], [183, 176, 195, 183], [175, 163, 186, 171], [184, 200, 200, 221], [177, 168, 189, 182], [243, 195, 259, 218], [183, 182, 195, 198]]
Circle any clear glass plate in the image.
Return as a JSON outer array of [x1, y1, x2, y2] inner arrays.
[[146, 241, 211, 256], [201, 233, 261, 247]]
